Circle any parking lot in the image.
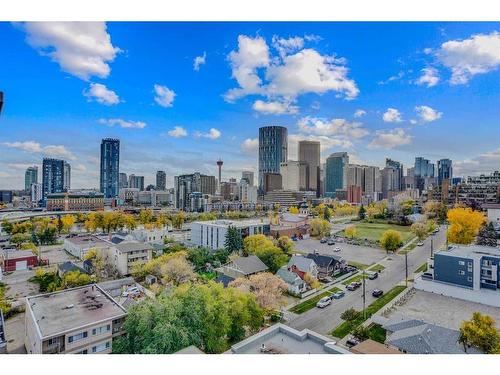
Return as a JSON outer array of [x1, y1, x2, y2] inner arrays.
[[294, 237, 386, 267], [4, 312, 27, 354], [385, 290, 500, 330]]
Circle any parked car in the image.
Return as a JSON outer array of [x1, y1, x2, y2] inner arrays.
[[327, 239, 335, 245], [333, 246, 341, 252], [417, 241, 424, 246], [332, 291, 345, 299], [353, 281, 362, 288], [366, 271, 378, 280], [433, 228, 439, 233], [346, 265, 357, 273], [316, 297, 332, 308], [346, 283, 357, 291], [345, 338, 360, 348], [372, 289, 384, 297], [320, 237, 328, 243]]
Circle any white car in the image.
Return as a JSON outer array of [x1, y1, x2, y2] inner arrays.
[[316, 297, 332, 308], [417, 242, 424, 246], [333, 246, 341, 252]]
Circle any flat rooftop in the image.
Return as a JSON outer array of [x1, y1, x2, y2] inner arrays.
[[27, 284, 126, 339], [437, 244, 500, 259], [65, 235, 110, 247], [193, 219, 269, 228], [229, 324, 349, 354]]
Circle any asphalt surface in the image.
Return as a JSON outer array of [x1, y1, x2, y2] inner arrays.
[[288, 228, 447, 336]]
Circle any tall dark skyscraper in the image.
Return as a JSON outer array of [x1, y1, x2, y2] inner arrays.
[[100, 138, 120, 199], [437, 159, 453, 184], [156, 170, 166, 190], [258, 126, 288, 192], [298, 140, 321, 196], [325, 152, 349, 197], [42, 158, 65, 203]]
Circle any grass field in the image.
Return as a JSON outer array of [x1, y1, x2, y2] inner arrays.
[[367, 324, 387, 343], [368, 263, 385, 272], [342, 222, 415, 243], [330, 285, 406, 339], [289, 287, 341, 314], [347, 261, 370, 270], [414, 263, 428, 273]]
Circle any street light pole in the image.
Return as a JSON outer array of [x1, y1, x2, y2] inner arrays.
[[430, 237, 434, 258], [362, 268, 366, 319], [405, 251, 408, 287]]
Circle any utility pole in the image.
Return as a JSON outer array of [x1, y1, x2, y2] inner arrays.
[[362, 268, 366, 319], [430, 237, 434, 258], [405, 251, 408, 287]]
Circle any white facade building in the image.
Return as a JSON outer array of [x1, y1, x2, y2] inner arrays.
[[280, 161, 307, 191], [238, 179, 258, 204]]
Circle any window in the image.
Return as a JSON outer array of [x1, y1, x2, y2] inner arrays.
[[76, 349, 88, 354], [467, 277, 472, 282], [92, 325, 111, 335], [92, 341, 111, 353], [483, 260, 492, 267], [458, 270, 465, 276], [458, 261, 465, 266], [68, 331, 88, 343]]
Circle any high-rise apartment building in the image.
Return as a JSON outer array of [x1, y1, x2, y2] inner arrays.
[[363, 165, 382, 199], [241, 171, 254, 187], [437, 159, 453, 185], [325, 152, 349, 197], [415, 157, 435, 177], [119, 173, 128, 189], [156, 171, 167, 190], [63, 162, 71, 191], [25, 166, 38, 192], [128, 175, 145, 191], [298, 140, 321, 195], [280, 161, 307, 191], [381, 166, 401, 199], [174, 172, 216, 211], [42, 158, 65, 203], [258, 126, 288, 192], [385, 158, 404, 191], [100, 138, 120, 199]]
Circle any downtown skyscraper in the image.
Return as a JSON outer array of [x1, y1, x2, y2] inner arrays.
[[258, 126, 288, 192], [298, 140, 321, 196], [100, 138, 120, 199], [325, 152, 349, 197], [42, 158, 65, 203], [24, 166, 38, 191]]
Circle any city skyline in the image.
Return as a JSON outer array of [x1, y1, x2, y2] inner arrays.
[[2, 22, 500, 189]]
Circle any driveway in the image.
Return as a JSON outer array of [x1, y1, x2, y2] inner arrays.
[[2, 269, 38, 302], [294, 237, 386, 266], [288, 228, 447, 336]]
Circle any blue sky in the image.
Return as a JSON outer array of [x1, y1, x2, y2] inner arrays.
[[1, 22, 500, 189]]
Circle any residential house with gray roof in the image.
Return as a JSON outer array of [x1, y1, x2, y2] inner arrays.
[[216, 255, 268, 279], [276, 267, 308, 295], [288, 255, 318, 279]]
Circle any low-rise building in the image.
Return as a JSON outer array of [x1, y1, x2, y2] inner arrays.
[[217, 255, 268, 279], [228, 323, 349, 354], [25, 284, 127, 354], [0, 249, 39, 272], [276, 267, 308, 295], [306, 253, 346, 278], [191, 219, 270, 250], [46, 191, 104, 211], [287, 255, 318, 279], [64, 235, 112, 260], [483, 203, 500, 228], [111, 242, 154, 276], [416, 244, 500, 307]]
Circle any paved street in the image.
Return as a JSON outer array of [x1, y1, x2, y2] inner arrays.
[[288, 228, 447, 336]]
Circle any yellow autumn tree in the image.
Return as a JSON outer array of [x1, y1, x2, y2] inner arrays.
[[447, 207, 485, 245], [289, 206, 299, 214], [60, 214, 76, 233], [344, 225, 358, 239]]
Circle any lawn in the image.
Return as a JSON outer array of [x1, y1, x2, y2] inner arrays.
[[367, 263, 385, 272], [347, 261, 370, 270], [342, 222, 415, 243], [330, 285, 406, 339], [342, 273, 366, 285], [366, 324, 387, 343], [414, 263, 428, 273], [289, 287, 341, 314]]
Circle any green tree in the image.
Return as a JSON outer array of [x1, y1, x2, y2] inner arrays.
[[113, 282, 263, 354], [411, 220, 429, 241], [340, 308, 360, 322], [459, 312, 500, 354], [476, 222, 498, 247], [243, 234, 288, 272], [358, 205, 366, 220], [224, 226, 243, 253], [309, 218, 331, 237], [379, 230, 403, 253], [276, 236, 294, 254], [1, 220, 13, 235]]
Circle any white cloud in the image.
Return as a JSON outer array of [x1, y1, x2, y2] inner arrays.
[[382, 108, 403, 123], [73, 163, 87, 172], [414, 105, 442, 122], [252, 100, 298, 115], [193, 52, 206, 71], [166, 126, 188, 138], [354, 109, 366, 118], [241, 138, 259, 153], [225, 35, 270, 102], [3, 141, 76, 160], [83, 83, 120, 105], [415, 67, 440, 87], [436, 31, 500, 84], [310, 101, 320, 110], [378, 71, 404, 85], [194, 128, 221, 140], [272, 35, 304, 59], [21, 22, 120, 80], [297, 116, 369, 139], [410, 119, 418, 125], [154, 84, 176, 107], [368, 128, 412, 149], [455, 148, 500, 176], [225, 35, 358, 103], [98, 118, 146, 129]]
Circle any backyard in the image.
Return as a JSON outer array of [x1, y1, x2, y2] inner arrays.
[[340, 222, 415, 244]]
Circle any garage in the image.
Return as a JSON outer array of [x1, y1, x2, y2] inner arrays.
[[15, 260, 28, 271]]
